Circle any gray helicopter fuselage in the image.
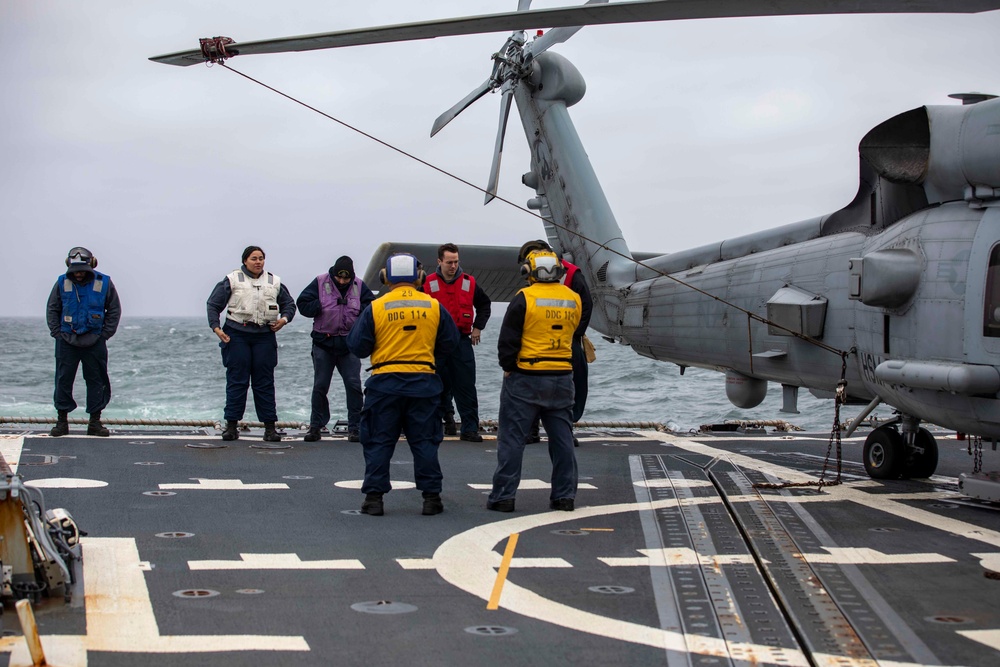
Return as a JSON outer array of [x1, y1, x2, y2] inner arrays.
[[516, 49, 1000, 439]]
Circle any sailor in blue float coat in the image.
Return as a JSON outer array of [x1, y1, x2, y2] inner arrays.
[[347, 253, 459, 517], [45, 247, 122, 437]]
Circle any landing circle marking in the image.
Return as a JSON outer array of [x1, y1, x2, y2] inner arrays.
[[335, 480, 416, 490]]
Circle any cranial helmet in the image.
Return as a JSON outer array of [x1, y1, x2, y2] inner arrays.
[[517, 239, 552, 265], [380, 253, 424, 285], [65, 246, 97, 271], [521, 250, 564, 283]]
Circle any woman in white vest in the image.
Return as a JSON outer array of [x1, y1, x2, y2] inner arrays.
[[206, 245, 297, 442]]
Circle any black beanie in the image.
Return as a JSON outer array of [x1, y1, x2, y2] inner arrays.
[[331, 256, 355, 282]]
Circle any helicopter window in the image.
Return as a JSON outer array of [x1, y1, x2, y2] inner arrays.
[[984, 245, 1000, 338]]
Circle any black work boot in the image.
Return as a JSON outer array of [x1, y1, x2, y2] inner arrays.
[[362, 492, 384, 516], [50, 410, 69, 437], [87, 411, 110, 437], [443, 416, 458, 436], [221, 421, 239, 441], [303, 427, 321, 442], [422, 492, 444, 516], [263, 422, 281, 442]]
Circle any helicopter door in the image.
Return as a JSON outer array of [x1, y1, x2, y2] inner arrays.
[[964, 207, 1000, 361]]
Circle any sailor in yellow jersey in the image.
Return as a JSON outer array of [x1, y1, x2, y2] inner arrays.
[[487, 249, 582, 513], [347, 253, 459, 517]]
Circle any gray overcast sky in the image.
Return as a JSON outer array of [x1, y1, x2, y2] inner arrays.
[[4, 1, 999, 317]]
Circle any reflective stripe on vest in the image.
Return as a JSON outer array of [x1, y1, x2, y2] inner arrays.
[[225, 270, 281, 326], [424, 273, 475, 334], [515, 282, 581, 372], [369, 287, 440, 374], [314, 274, 361, 336], [60, 271, 108, 335]]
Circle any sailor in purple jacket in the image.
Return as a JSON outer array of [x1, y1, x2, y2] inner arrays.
[[296, 256, 376, 442]]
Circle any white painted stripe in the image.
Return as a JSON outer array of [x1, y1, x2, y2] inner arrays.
[[972, 552, 1000, 574], [0, 435, 24, 474], [600, 548, 758, 567], [468, 480, 597, 490], [188, 553, 364, 570], [335, 480, 415, 490], [805, 547, 954, 565], [25, 478, 108, 489], [957, 629, 1000, 652], [159, 478, 288, 490], [398, 556, 571, 570], [632, 478, 712, 489]]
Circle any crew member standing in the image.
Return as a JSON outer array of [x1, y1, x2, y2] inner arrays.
[[517, 240, 593, 444], [348, 253, 459, 516], [46, 247, 122, 437], [296, 256, 375, 442], [206, 246, 296, 442], [488, 249, 581, 513], [422, 243, 491, 442]]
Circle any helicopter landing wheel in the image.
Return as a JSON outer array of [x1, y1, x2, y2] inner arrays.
[[903, 427, 939, 479], [864, 425, 904, 479]]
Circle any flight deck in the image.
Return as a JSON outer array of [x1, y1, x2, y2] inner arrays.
[[0, 426, 997, 666]]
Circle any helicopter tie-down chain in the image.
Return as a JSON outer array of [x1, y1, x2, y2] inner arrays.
[[969, 435, 984, 474], [754, 351, 850, 491]]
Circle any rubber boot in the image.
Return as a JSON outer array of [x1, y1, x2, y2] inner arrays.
[[87, 411, 110, 437], [221, 421, 239, 441], [362, 492, 384, 516], [50, 410, 69, 437], [263, 422, 281, 442], [422, 492, 444, 516]]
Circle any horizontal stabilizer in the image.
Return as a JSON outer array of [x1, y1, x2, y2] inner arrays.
[[363, 242, 664, 301]]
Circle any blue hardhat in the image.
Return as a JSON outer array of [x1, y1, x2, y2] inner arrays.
[[385, 253, 420, 284]]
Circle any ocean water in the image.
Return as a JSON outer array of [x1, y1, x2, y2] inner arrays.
[[1, 317, 860, 432]]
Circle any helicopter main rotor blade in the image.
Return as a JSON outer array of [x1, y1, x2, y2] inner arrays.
[[431, 79, 494, 137], [484, 86, 514, 205], [528, 0, 610, 57], [151, 0, 1000, 66]]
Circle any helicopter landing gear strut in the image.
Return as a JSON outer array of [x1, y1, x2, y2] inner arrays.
[[863, 415, 938, 480]]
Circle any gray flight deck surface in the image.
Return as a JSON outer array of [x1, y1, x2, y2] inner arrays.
[[0, 426, 998, 666]]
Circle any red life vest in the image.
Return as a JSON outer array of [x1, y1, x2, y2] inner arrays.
[[424, 272, 476, 335], [561, 260, 579, 288]]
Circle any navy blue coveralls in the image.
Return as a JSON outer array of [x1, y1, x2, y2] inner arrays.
[[206, 268, 296, 422], [296, 274, 376, 432], [489, 289, 579, 505], [46, 271, 122, 414], [347, 296, 459, 496]]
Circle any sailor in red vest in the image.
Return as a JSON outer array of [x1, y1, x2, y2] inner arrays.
[[296, 256, 376, 442], [516, 240, 593, 444], [422, 243, 492, 442], [347, 253, 459, 516]]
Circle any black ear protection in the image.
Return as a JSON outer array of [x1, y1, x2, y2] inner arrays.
[[65, 247, 98, 269]]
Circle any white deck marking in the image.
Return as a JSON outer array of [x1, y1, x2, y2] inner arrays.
[[188, 553, 364, 570], [972, 552, 1000, 574], [0, 435, 24, 473], [334, 480, 416, 490], [0, 537, 309, 664], [468, 480, 597, 490], [24, 478, 108, 489], [159, 478, 289, 490], [600, 547, 952, 567], [398, 555, 571, 570], [956, 629, 1000, 652]]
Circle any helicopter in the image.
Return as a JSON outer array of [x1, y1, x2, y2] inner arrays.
[[152, 0, 1000, 497]]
